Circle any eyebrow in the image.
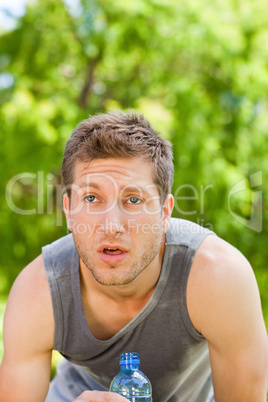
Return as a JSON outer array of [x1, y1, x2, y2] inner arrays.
[[78, 182, 102, 190], [77, 182, 153, 197], [122, 186, 151, 197]]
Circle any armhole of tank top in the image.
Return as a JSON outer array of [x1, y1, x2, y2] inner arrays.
[[42, 244, 64, 352], [179, 233, 214, 341]]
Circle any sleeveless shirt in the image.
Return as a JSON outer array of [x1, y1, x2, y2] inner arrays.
[[42, 218, 215, 402]]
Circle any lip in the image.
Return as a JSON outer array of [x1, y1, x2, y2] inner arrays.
[[98, 251, 128, 265], [97, 244, 129, 265], [97, 244, 128, 253]]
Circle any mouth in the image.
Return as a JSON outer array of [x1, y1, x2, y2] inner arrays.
[[98, 244, 128, 265], [103, 247, 124, 255]]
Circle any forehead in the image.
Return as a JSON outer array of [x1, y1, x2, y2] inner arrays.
[[72, 157, 156, 188]]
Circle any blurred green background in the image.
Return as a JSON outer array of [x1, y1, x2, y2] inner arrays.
[[0, 0, 267, 372]]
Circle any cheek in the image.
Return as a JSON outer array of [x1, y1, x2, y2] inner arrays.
[[69, 203, 101, 225], [69, 215, 99, 240], [127, 215, 163, 238], [142, 200, 162, 216]]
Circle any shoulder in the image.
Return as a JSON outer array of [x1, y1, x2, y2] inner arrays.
[[187, 234, 263, 339], [191, 234, 256, 290], [187, 236, 268, 399], [9, 254, 51, 307], [166, 217, 213, 247], [42, 233, 77, 277], [191, 233, 254, 282], [42, 233, 75, 258], [4, 254, 54, 355]]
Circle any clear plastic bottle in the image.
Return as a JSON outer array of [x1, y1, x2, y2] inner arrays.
[[110, 352, 152, 401]]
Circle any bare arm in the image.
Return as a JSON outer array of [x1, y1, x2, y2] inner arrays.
[[188, 235, 268, 401], [0, 255, 54, 402]]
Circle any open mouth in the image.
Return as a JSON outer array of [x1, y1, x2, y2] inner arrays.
[[103, 248, 124, 255], [98, 245, 128, 265]]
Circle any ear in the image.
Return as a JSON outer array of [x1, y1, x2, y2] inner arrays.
[[63, 193, 72, 231], [162, 194, 174, 233]]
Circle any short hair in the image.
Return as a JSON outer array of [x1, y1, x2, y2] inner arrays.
[[61, 110, 174, 204]]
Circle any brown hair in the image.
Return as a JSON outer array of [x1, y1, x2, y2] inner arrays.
[[61, 110, 174, 204]]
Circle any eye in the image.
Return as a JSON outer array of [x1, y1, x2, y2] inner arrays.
[[126, 196, 142, 204], [84, 195, 98, 203]]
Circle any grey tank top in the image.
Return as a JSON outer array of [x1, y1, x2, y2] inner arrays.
[[42, 218, 215, 402]]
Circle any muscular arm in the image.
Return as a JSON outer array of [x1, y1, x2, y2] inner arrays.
[[0, 255, 54, 402], [188, 235, 268, 401]]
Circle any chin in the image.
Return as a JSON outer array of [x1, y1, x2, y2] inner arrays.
[[90, 268, 138, 287]]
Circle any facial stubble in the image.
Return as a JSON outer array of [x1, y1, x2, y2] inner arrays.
[[73, 228, 163, 286]]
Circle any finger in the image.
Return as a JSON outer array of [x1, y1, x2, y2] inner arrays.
[[73, 399, 89, 402], [73, 390, 128, 401]]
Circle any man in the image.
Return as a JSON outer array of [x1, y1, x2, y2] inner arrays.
[[0, 111, 267, 402]]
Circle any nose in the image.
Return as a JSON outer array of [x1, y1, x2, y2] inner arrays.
[[102, 204, 125, 236]]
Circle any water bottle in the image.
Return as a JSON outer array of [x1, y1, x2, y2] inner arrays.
[[110, 352, 152, 401]]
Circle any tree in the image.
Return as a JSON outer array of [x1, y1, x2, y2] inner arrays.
[[0, 0, 267, 348]]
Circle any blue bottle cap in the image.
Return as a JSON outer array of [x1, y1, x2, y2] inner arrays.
[[120, 352, 140, 366]]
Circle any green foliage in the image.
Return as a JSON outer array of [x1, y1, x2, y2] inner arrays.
[[0, 0, 268, 360]]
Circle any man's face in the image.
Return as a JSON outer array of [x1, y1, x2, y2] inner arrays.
[[64, 157, 173, 286]]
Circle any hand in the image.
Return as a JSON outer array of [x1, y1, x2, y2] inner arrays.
[[73, 390, 129, 401]]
